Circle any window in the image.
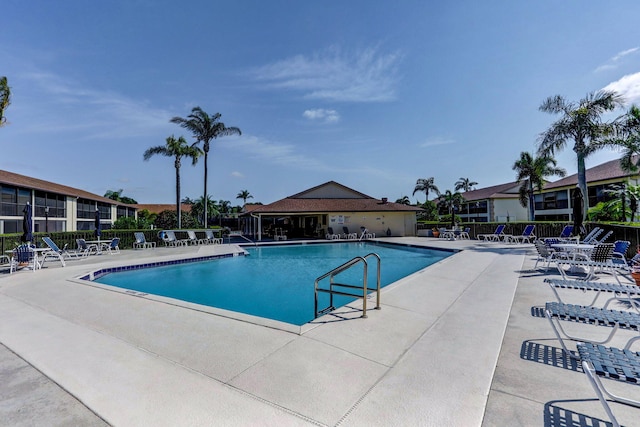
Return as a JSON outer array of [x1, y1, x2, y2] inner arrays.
[[77, 199, 95, 219], [34, 190, 66, 218], [0, 185, 30, 216], [534, 190, 569, 210]]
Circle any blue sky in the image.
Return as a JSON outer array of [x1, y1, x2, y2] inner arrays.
[[3, 1, 640, 206]]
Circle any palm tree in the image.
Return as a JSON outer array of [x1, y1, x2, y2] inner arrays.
[[143, 135, 202, 229], [395, 195, 411, 205], [597, 104, 640, 173], [438, 190, 465, 228], [538, 91, 625, 218], [454, 177, 478, 192], [104, 189, 137, 204], [512, 152, 566, 221], [412, 177, 439, 203], [0, 76, 11, 127], [191, 195, 217, 225], [236, 190, 253, 205], [170, 107, 241, 228]]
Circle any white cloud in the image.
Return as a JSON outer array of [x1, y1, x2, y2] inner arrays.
[[251, 46, 402, 102], [218, 135, 333, 171], [602, 72, 640, 105], [303, 108, 340, 123], [595, 47, 639, 72], [231, 171, 244, 178], [17, 71, 174, 139], [419, 137, 455, 148]]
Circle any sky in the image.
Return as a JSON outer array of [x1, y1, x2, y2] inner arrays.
[[3, 1, 640, 206]]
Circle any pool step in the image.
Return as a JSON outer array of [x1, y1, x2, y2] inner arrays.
[[317, 306, 336, 316]]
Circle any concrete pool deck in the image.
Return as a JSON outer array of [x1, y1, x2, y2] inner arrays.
[[1, 238, 638, 426]]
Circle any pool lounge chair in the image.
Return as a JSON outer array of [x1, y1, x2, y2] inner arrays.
[[163, 230, 188, 247], [478, 224, 507, 242], [544, 278, 640, 312], [507, 224, 536, 244], [186, 230, 205, 245], [41, 237, 67, 267], [359, 228, 375, 240], [545, 301, 640, 357], [102, 237, 120, 255], [342, 227, 358, 240], [133, 232, 156, 249], [75, 239, 98, 256], [326, 227, 340, 240], [204, 229, 223, 245], [580, 343, 640, 427], [533, 240, 568, 271]]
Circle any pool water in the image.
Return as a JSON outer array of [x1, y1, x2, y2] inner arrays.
[[94, 242, 452, 326]]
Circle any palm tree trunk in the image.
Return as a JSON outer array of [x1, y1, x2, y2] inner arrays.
[[528, 181, 535, 221], [577, 152, 588, 219], [175, 159, 181, 229], [203, 149, 208, 228]]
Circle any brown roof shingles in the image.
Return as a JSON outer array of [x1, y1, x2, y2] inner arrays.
[[250, 198, 421, 214], [0, 169, 131, 207]]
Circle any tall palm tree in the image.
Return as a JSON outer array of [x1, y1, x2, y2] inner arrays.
[[0, 76, 11, 127], [412, 177, 439, 203], [597, 104, 640, 173], [538, 91, 624, 217], [143, 135, 202, 229], [191, 195, 217, 226], [236, 190, 253, 205], [454, 177, 478, 192], [438, 190, 465, 228], [512, 152, 566, 221], [170, 107, 241, 228]]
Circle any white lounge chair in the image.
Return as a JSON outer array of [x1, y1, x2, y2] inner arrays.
[[341, 226, 358, 240], [478, 225, 507, 242], [133, 232, 156, 249], [326, 227, 340, 240], [506, 224, 536, 244], [162, 230, 188, 246], [204, 229, 223, 245], [186, 230, 205, 245]]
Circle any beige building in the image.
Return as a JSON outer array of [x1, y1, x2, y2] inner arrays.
[[0, 169, 136, 234], [244, 181, 422, 240]]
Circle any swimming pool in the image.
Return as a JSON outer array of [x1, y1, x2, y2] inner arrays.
[[93, 242, 452, 326]]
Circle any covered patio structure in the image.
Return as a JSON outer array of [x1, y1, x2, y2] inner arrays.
[[239, 181, 422, 241]]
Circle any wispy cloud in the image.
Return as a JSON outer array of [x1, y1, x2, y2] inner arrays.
[[218, 135, 334, 171], [17, 71, 173, 139], [251, 46, 402, 102], [303, 108, 340, 123], [602, 72, 640, 105], [419, 137, 455, 148], [595, 47, 639, 72], [231, 171, 244, 178]]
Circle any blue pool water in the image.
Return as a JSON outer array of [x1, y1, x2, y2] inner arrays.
[[94, 242, 452, 325]]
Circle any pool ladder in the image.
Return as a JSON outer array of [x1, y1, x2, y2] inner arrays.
[[314, 253, 381, 319]]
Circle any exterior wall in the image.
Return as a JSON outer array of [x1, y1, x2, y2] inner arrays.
[[492, 199, 528, 222], [328, 211, 416, 237]]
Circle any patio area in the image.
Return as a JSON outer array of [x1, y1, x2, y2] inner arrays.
[[0, 238, 638, 426]]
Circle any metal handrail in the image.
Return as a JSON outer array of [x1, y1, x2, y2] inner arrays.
[[314, 252, 381, 319]]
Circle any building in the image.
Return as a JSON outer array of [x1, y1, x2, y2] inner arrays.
[[243, 181, 423, 240], [0, 170, 136, 234], [458, 157, 639, 222]]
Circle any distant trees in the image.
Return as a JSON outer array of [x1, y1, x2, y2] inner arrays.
[[143, 135, 202, 229], [0, 76, 10, 127], [395, 195, 410, 205], [104, 189, 138, 205], [171, 107, 241, 228], [437, 190, 465, 228], [538, 91, 624, 218]]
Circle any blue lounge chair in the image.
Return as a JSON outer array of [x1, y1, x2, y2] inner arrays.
[[102, 237, 120, 254], [41, 237, 67, 267], [507, 224, 536, 244], [478, 224, 506, 242], [326, 227, 340, 240]]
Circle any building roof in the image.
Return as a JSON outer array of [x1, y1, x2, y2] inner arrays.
[[250, 181, 422, 214], [0, 169, 132, 207], [543, 157, 636, 189], [459, 181, 521, 202]]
